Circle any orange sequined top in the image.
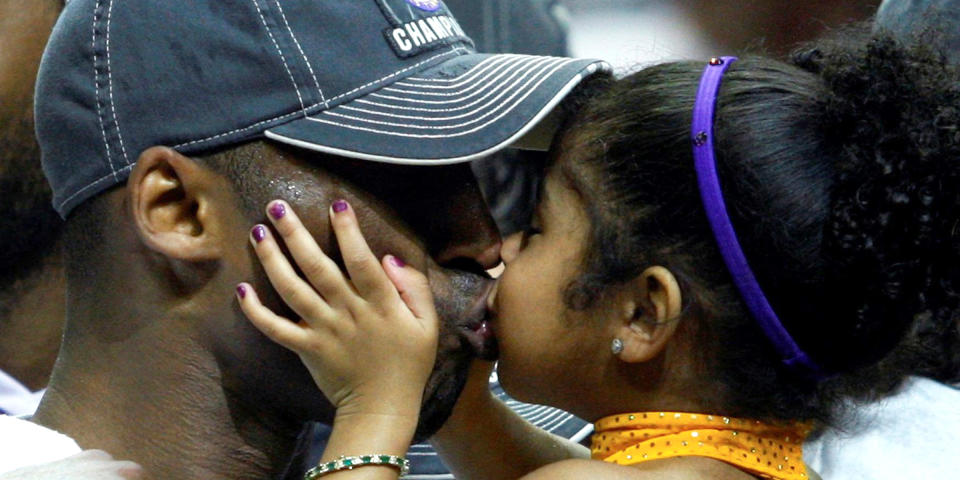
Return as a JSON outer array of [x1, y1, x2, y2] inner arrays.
[[591, 412, 812, 480]]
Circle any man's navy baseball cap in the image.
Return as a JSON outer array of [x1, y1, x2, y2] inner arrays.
[[35, 0, 610, 217]]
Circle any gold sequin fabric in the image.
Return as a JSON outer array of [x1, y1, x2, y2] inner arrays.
[[591, 412, 812, 480]]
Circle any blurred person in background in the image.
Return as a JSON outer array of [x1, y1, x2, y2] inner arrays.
[[0, 0, 144, 477], [875, 0, 960, 62], [0, 0, 66, 419], [684, 0, 880, 56]]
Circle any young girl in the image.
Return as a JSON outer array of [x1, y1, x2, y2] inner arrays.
[[236, 26, 959, 480]]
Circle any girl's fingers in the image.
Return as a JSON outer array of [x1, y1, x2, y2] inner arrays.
[[265, 200, 354, 307], [235, 283, 310, 350], [328, 200, 398, 303], [249, 224, 335, 326], [383, 255, 437, 324]]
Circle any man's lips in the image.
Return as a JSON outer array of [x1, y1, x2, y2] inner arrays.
[[457, 281, 499, 360]]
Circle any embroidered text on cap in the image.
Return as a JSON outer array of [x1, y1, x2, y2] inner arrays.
[[377, 0, 470, 58]]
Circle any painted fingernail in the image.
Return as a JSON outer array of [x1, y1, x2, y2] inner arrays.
[[252, 225, 267, 243], [332, 199, 349, 213], [236, 284, 247, 299], [389, 255, 406, 268], [268, 201, 286, 220]]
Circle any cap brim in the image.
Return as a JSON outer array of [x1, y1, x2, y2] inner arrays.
[[264, 54, 610, 164]]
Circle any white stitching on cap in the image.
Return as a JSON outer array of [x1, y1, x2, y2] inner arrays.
[[251, 0, 306, 114], [172, 49, 459, 149], [320, 49, 462, 105], [381, 56, 550, 97], [399, 55, 505, 85], [306, 58, 572, 138], [371, 57, 557, 105], [106, 0, 130, 166], [364, 57, 558, 111], [337, 59, 568, 121], [394, 55, 524, 90], [57, 163, 135, 212], [273, 0, 327, 107], [402, 55, 501, 83], [93, 0, 115, 180]]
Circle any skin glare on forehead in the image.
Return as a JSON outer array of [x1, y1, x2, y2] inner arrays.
[[249, 145, 431, 268], [305, 154, 489, 260]]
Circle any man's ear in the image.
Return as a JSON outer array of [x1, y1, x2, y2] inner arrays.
[[128, 146, 224, 262], [614, 266, 683, 363]]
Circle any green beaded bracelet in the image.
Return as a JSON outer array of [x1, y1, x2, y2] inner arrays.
[[304, 454, 410, 479]]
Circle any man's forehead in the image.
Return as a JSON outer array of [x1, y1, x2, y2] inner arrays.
[[298, 151, 477, 194], [250, 143, 483, 220]]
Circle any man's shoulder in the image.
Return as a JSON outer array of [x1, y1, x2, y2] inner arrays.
[[0, 415, 82, 474]]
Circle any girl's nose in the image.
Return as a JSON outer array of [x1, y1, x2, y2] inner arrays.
[[500, 231, 524, 265]]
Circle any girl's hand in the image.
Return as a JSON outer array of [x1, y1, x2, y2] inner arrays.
[[237, 199, 439, 421]]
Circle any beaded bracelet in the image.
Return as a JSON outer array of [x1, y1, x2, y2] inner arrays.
[[304, 454, 410, 479]]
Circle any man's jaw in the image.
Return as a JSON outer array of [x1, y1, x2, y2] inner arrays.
[[411, 271, 498, 439]]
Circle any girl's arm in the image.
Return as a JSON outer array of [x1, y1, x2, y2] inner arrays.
[[238, 199, 438, 480], [430, 361, 590, 480]]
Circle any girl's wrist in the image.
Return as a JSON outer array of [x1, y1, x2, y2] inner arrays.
[[334, 387, 424, 421], [321, 411, 419, 464]]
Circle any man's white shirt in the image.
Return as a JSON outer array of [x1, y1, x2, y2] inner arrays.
[[0, 415, 81, 474], [0, 369, 44, 417]]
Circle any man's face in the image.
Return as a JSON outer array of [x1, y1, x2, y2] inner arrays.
[[216, 143, 500, 439]]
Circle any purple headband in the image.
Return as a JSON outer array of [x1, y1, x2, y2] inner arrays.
[[691, 57, 825, 379]]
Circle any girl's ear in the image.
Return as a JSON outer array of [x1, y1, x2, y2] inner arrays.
[[614, 266, 683, 363]]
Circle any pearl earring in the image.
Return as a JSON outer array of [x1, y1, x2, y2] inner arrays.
[[611, 338, 624, 355]]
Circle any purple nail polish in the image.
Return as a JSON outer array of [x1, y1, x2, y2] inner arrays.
[[236, 284, 247, 299], [332, 199, 349, 213], [252, 225, 267, 243], [268, 202, 286, 220], [389, 255, 406, 268]]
